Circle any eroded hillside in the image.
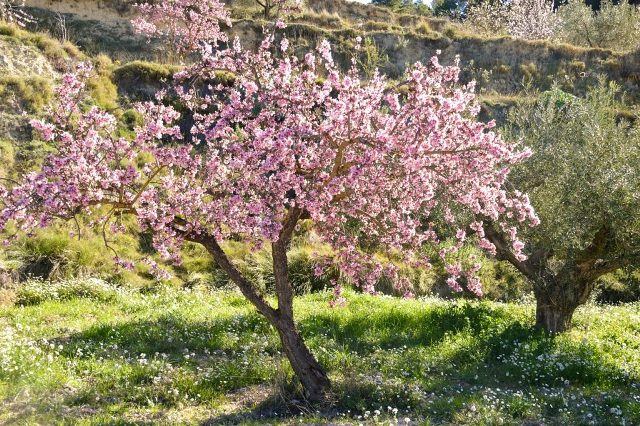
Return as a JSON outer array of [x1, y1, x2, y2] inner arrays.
[[18, 0, 640, 102]]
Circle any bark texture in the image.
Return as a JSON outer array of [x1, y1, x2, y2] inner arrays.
[[535, 298, 574, 333]]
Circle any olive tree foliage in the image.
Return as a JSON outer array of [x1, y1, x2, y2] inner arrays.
[[488, 82, 640, 333], [555, 0, 640, 51]]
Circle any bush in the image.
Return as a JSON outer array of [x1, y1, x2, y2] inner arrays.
[[10, 228, 141, 282], [414, 22, 436, 37], [298, 10, 344, 28], [15, 277, 123, 305], [596, 269, 640, 304], [286, 246, 338, 295], [356, 37, 389, 78], [25, 32, 82, 71], [112, 61, 179, 86], [15, 232, 72, 279], [442, 24, 457, 39], [0, 22, 18, 36], [363, 20, 391, 32], [112, 61, 182, 101], [0, 139, 15, 177], [205, 242, 336, 295], [62, 41, 82, 59], [87, 72, 118, 111]]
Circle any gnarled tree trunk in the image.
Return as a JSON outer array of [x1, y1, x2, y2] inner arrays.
[[483, 222, 613, 334], [533, 267, 597, 333], [535, 301, 575, 334], [533, 285, 579, 334]]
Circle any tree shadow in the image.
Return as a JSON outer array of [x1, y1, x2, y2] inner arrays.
[[55, 312, 270, 360], [299, 301, 514, 354]]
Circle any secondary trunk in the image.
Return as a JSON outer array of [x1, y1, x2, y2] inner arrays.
[[274, 314, 331, 401]]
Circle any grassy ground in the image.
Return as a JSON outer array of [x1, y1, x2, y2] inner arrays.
[[0, 284, 639, 425]]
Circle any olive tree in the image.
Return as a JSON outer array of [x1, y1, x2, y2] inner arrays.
[[555, 0, 640, 51], [486, 82, 640, 333]]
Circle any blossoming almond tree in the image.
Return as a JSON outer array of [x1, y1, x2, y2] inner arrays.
[[1, 0, 33, 26], [0, 0, 538, 400]]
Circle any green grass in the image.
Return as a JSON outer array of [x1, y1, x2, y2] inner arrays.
[[0, 286, 638, 424], [0, 76, 53, 114], [0, 21, 85, 72]]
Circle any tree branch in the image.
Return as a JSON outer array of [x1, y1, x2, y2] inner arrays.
[[481, 223, 538, 281], [174, 220, 278, 323]]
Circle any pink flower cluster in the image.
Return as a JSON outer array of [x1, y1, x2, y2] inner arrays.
[[0, 1, 538, 297]]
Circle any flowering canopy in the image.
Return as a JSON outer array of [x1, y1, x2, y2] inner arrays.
[[131, 0, 231, 52], [0, 0, 538, 298]]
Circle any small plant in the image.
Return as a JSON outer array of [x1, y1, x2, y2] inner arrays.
[[0, 76, 53, 114], [356, 36, 389, 78]]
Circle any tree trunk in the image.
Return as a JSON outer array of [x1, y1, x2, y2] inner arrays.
[[264, 0, 272, 19], [274, 314, 330, 401], [269, 210, 330, 401], [190, 229, 330, 401], [535, 297, 576, 334], [482, 222, 624, 335], [186, 209, 330, 400], [533, 278, 583, 334]]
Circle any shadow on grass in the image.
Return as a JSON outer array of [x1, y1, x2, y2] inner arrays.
[[300, 301, 515, 354], [56, 311, 272, 360], [19, 301, 632, 425]]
